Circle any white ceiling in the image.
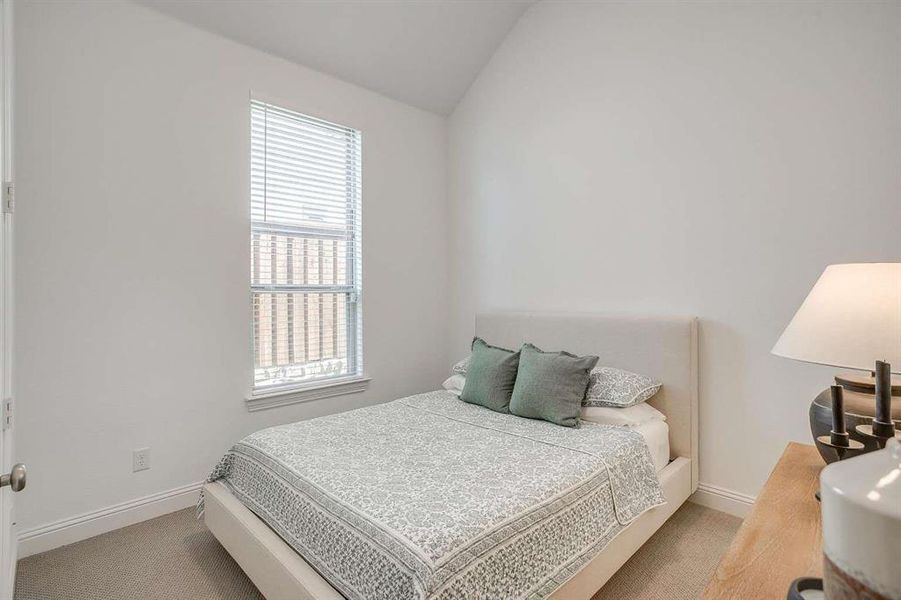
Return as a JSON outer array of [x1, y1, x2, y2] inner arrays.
[[136, 0, 533, 115]]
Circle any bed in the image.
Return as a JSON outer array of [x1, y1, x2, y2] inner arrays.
[[201, 312, 699, 600]]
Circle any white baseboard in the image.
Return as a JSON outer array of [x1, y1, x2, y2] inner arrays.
[[17, 481, 204, 558], [690, 482, 756, 518], [14, 478, 755, 559]]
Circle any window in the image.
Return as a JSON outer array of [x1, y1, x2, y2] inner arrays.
[[250, 100, 363, 397]]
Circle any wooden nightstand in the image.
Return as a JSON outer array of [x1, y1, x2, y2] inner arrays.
[[703, 442, 824, 599]]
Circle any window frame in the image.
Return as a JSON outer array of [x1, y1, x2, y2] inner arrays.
[[246, 98, 367, 410]]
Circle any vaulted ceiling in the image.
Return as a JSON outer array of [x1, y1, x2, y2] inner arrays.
[[136, 0, 533, 115]]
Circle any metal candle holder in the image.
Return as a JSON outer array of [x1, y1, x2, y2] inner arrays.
[[816, 385, 864, 461], [854, 423, 901, 449], [858, 360, 900, 444]]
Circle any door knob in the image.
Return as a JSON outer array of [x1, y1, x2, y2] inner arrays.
[[1, 463, 26, 492]]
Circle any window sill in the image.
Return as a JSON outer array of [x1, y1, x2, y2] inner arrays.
[[245, 375, 371, 412]]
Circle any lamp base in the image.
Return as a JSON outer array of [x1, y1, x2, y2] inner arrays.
[[810, 373, 901, 464]]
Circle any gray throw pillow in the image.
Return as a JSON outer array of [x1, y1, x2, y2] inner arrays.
[[509, 343, 599, 427], [460, 338, 520, 413]]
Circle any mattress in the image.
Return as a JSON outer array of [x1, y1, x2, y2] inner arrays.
[[633, 419, 670, 473], [201, 390, 665, 600]]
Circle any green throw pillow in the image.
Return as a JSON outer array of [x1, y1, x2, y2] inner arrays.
[[509, 343, 599, 427], [460, 337, 520, 413]]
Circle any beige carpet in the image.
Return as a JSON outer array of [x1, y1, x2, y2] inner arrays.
[[15, 502, 740, 600], [593, 502, 741, 599]]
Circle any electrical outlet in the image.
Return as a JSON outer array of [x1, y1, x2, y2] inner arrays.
[[133, 447, 150, 472]]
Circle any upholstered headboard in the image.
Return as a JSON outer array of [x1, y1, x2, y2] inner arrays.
[[475, 312, 699, 490]]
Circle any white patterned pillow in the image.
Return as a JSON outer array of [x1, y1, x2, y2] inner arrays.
[[451, 355, 470, 376], [442, 374, 465, 396], [583, 367, 662, 408]]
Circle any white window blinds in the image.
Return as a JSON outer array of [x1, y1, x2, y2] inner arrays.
[[251, 99, 362, 392]]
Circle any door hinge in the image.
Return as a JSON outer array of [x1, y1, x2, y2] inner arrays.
[[2, 398, 11, 430], [2, 181, 12, 214]]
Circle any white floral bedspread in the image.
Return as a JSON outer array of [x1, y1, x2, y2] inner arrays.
[[201, 390, 665, 600]]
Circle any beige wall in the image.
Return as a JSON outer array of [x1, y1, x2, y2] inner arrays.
[[14, 0, 448, 531], [13, 0, 901, 537], [448, 0, 901, 504]]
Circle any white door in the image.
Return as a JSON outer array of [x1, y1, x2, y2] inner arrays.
[[0, 0, 22, 596]]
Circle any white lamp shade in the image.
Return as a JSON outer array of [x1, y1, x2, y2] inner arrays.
[[772, 263, 901, 374]]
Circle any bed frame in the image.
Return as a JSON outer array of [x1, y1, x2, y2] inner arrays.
[[203, 312, 699, 600]]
